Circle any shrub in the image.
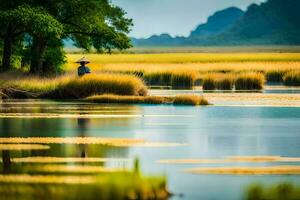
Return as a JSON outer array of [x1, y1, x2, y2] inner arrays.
[[202, 74, 234, 90], [53, 74, 147, 99], [4, 74, 148, 99], [173, 94, 208, 106], [144, 70, 198, 89], [235, 73, 265, 90], [171, 71, 198, 89], [283, 70, 300, 86], [266, 70, 287, 82], [86, 94, 209, 106], [202, 75, 217, 90]]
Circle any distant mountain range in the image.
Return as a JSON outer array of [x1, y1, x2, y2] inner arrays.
[[132, 0, 300, 46]]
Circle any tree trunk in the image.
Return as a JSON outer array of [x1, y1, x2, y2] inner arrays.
[[1, 31, 13, 72], [30, 36, 47, 74]]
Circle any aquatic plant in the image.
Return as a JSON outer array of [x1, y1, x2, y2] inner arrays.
[[265, 69, 288, 82], [3, 73, 148, 99], [185, 165, 300, 175], [86, 94, 209, 106], [202, 74, 234, 90], [246, 182, 300, 200], [143, 70, 198, 89], [283, 70, 300, 86], [235, 73, 265, 90], [173, 94, 209, 106]]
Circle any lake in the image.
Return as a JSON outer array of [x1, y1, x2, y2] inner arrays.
[[0, 98, 300, 199]]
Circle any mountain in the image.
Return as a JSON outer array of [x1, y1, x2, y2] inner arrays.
[[189, 7, 244, 38], [132, 0, 300, 46], [223, 0, 300, 44], [132, 7, 244, 46]]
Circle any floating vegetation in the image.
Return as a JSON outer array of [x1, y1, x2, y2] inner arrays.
[[86, 94, 209, 106], [0, 174, 95, 184], [245, 182, 300, 200], [0, 144, 50, 151], [0, 137, 186, 148], [227, 156, 300, 162], [10, 157, 131, 163], [185, 166, 300, 175], [29, 165, 125, 174], [158, 156, 300, 165], [204, 93, 300, 107], [173, 94, 209, 106]]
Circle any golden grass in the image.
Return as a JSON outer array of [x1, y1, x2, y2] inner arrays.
[[10, 157, 131, 163], [283, 70, 300, 86], [0, 144, 50, 151], [30, 165, 125, 174], [204, 93, 300, 107], [86, 94, 209, 106], [173, 94, 209, 105], [202, 73, 235, 90], [3, 73, 148, 98], [235, 73, 265, 90], [157, 156, 300, 164], [185, 166, 300, 175], [66, 53, 300, 66], [94, 62, 300, 74], [0, 174, 95, 184], [0, 137, 186, 147]]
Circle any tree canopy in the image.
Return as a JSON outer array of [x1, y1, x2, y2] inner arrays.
[[0, 0, 133, 74]]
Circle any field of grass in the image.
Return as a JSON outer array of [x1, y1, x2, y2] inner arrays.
[[66, 53, 300, 89], [1, 74, 147, 98]]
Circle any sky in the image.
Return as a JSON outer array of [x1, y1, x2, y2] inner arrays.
[[111, 0, 266, 38]]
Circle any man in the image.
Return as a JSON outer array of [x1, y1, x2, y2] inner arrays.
[[76, 57, 91, 76]]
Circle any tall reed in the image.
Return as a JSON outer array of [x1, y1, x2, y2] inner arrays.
[[235, 73, 265, 90], [283, 70, 300, 86]]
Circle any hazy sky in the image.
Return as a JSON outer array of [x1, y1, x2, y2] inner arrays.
[[111, 0, 265, 38]]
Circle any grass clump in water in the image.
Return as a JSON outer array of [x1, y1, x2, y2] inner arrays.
[[283, 70, 300, 86], [86, 94, 209, 106], [202, 74, 234, 90], [3, 74, 148, 99], [265, 69, 288, 82], [144, 70, 198, 89], [235, 73, 265, 90], [173, 94, 209, 106]]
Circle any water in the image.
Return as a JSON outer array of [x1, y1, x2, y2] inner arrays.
[[0, 100, 300, 199]]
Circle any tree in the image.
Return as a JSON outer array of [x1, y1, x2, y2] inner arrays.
[[0, 5, 63, 72], [29, 0, 133, 73]]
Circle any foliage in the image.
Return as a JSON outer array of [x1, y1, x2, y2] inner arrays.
[[235, 73, 265, 90], [283, 70, 300, 86], [4, 74, 148, 98], [246, 182, 300, 200], [173, 95, 209, 106]]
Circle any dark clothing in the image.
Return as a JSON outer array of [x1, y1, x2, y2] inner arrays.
[[77, 66, 91, 76]]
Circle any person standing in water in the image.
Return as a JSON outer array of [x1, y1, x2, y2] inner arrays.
[[76, 57, 91, 77]]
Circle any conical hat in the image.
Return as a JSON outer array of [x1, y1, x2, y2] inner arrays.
[[75, 57, 90, 64]]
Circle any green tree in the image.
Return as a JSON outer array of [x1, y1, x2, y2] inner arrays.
[[28, 0, 133, 74], [0, 5, 63, 72]]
